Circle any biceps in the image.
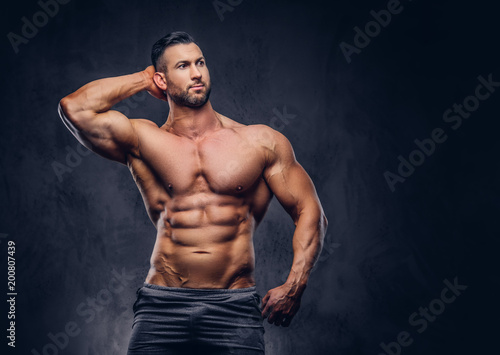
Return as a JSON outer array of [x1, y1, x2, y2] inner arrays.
[[266, 162, 320, 220], [64, 109, 138, 164]]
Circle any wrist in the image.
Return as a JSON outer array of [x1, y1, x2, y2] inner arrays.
[[284, 269, 309, 293], [140, 65, 158, 91], [139, 70, 153, 91], [283, 280, 307, 300]]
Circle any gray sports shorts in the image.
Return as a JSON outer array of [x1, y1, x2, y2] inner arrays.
[[127, 283, 266, 354]]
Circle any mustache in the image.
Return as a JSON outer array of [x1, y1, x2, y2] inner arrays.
[[189, 81, 207, 88]]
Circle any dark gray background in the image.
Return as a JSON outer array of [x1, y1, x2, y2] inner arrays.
[[1, 0, 499, 354]]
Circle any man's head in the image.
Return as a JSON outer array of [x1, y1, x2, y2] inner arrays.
[[151, 32, 211, 108]]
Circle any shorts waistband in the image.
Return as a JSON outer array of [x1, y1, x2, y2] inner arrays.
[[143, 282, 257, 295]]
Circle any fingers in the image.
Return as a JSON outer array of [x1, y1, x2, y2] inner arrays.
[[262, 299, 289, 326], [261, 293, 269, 307], [261, 288, 299, 326], [261, 293, 270, 317], [281, 315, 293, 327], [264, 304, 296, 326], [267, 310, 294, 327], [267, 310, 282, 325], [261, 303, 271, 319]]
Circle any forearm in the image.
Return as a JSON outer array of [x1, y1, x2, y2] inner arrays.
[[284, 207, 328, 293], [60, 71, 148, 117]]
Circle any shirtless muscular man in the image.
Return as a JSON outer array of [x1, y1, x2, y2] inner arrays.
[[58, 32, 327, 354]]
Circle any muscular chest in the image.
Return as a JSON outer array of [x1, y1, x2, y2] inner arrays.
[[137, 128, 266, 195]]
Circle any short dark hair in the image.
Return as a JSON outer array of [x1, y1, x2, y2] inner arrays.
[[151, 31, 197, 72]]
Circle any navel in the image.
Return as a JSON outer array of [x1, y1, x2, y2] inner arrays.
[[168, 183, 173, 190]]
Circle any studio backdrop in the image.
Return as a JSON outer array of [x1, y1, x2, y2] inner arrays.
[[1, 0, 499, 354]]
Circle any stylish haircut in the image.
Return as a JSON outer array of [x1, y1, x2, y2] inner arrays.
[[151, 31, 197, 72]]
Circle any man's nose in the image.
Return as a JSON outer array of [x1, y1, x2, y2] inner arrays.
[[190, 65, 202, 79]]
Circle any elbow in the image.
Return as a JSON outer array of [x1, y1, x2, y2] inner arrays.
[[58, 95, 85, 128], [58, 96, 75, 119], [317, 214, 328, 249], [321, 213, 328, 236], [322, 214, 328, 229], [58, 96, 83, 134]]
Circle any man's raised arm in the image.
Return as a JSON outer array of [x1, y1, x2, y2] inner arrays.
[[58, 66, 166, 164], [261, 127, 328, 327]]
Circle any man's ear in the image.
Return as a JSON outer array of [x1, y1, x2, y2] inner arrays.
[[153, 72, 167, 91]]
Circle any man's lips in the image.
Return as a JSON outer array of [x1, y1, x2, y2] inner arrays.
[[190, 84, 204, 90]]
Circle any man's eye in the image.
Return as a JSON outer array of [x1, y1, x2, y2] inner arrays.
[[198, 61, 205, 66], [178, 64, 186, 69]]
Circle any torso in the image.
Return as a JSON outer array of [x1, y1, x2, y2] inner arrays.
[[126, 113, 274, 289]]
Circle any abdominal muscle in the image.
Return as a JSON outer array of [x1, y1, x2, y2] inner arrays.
[[144, 197, 257, 289]]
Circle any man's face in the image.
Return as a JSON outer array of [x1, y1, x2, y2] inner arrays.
[[161, 43, 211, 108]]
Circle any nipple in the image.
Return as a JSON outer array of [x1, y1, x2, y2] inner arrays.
[[236, 185, 243, 191]]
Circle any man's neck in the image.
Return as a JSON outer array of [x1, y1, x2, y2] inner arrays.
[[163, 101, 221, 139]]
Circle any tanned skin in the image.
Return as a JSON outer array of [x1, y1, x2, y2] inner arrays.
[[58, 42, 328, 327]]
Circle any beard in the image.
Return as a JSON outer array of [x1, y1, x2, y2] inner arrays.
[[166, 78, 211, 108]]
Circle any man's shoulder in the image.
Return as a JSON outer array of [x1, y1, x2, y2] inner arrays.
[[232, 123, 284, 143], [241, 124, 292, 152], [228, 123, 295, 167], [217, 113, 277, 141]]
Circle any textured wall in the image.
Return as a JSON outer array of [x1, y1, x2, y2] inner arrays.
[[1, 0, 499, 354]]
